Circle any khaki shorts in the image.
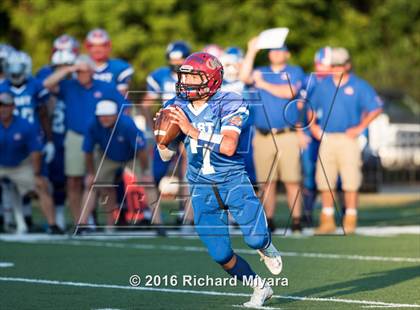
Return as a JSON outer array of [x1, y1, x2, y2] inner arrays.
[[0, 158, 35, 196], [253, 130, 301, 183], [316, 133, 362, 191], [94, 154, 141, 183], [64, 130, 85, 177]]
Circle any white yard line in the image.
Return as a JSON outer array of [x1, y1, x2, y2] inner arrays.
[[0, 262, 14, 268], [10, 239, 420, 264], [0, 276, 419, 308]]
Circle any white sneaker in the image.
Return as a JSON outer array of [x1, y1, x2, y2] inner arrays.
[[243, 277, 273, 308], [257, 242, 283, 275]]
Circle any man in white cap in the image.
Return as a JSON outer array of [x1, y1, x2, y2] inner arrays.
[[79, 100, 151, 232], [0, 92, 62, 234], [43, 54, 128, 224], [308, 47, 383, 234]]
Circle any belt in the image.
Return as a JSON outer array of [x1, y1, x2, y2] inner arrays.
[[257, 128, 296, 136]]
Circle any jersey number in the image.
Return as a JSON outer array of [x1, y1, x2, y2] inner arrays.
[[190, 138, 215, 175]]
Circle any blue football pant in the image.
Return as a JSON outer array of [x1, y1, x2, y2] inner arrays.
[[190, 174, 270, 265]]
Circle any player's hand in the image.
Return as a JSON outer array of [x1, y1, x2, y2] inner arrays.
[[34, 175, 46, 190], [252, 70, 265, 87], [153, 108, 162, 122], [247, 36, 260, 53], [170, 106, 197, 137], [311, 125, 323, 141], [297, 130, 311, 149], [346, 125, 363, 139], [85, 173, 95, 188]]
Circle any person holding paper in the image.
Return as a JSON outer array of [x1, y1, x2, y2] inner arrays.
[[240, 36, 305, 233]]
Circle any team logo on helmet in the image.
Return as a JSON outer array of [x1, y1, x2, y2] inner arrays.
[[206, 57, 222, 70]]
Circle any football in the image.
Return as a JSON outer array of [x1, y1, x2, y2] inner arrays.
[[153, 106, 181, 146]]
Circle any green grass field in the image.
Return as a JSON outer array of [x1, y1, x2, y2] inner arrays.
[[1, 194, 419, 309]]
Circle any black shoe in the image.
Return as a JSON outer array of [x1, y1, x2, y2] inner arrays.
[[47, 224, 65, 235], [291, 218, 302, 233], [156, 227, 167, 237], [267, 218, 277, 232], [301, 212, 313, 228], [73, 226, 95, 236]]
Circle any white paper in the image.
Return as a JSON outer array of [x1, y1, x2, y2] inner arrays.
[[257, 28, 289, 50]]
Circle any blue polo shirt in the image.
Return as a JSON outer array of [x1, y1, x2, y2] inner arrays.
[[252, 64, 305, 130], [0, 116, 43, 167], [308, 74, 383, 133], [82, 114, 146, 162], [58, 79, 128, 135], [0, 77, 49, 131]]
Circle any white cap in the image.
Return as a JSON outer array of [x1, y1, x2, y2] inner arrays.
[[75, 54, 95, 70], [51, 50, 77, 66], [331, 47, 351, 66], [95, 100, 118, 116]]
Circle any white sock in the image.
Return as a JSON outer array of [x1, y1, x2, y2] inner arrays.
[[250, 275, 267, 289], [55, 205, 66, 230], [346, 208, 357, 216], [322, 207, 335, 216]]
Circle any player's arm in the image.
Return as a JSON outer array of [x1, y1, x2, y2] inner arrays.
[[117, 64, 134, 96], [43, 65, 76, 93], [170, 106, 240, 157], [38, 104, 53, 142], [346, 108, 382, 139], [239, 37, 259, 85]]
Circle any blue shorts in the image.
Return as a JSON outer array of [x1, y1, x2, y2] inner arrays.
[[190, 172, 270, 264]]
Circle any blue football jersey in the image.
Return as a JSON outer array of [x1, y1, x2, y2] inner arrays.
[[36, 65, 66, 145], [0, 77, 49, 130], [146, 67, 177, 103], [164, 91, 250, 184], [93, 58, 134, 91]]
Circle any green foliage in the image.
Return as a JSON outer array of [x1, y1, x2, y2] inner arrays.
[[0, 0, 419, 102]]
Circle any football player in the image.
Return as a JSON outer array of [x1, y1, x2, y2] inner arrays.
[[298, 47, 333, 226], [142, 41, 191, 229], [85, 28, 134, 95], [35, 34, 80, 229], [0, 50, 55, 230], [0, 44, 15, 83], [156, 52, 282, 307]]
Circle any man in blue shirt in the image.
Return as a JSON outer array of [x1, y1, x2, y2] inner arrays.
[[0, 92, 62, 234], [157, 52, 283, 307], [85, 28, 134, 95], [43, 55, 129, 225], [308, 48, 383, 234], [240, 37, 305, 232], [78, 100, 150, 231]]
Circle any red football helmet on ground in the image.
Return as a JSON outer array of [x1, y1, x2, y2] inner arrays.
[[176, 52, 224, 101]]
